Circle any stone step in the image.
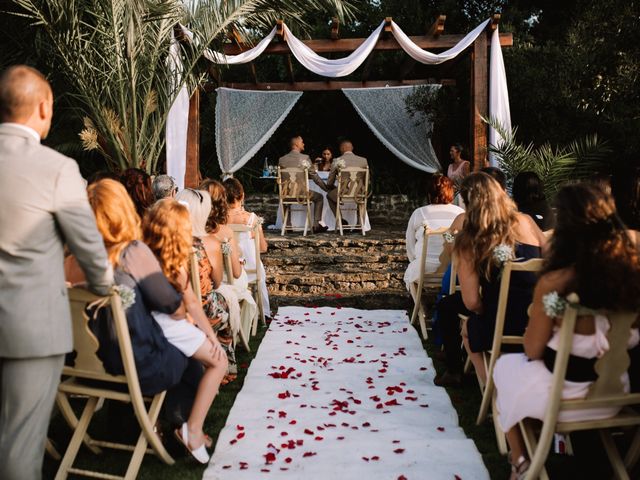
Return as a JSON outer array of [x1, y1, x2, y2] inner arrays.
[[262, 252, 408, 266], [270, 291, 414, 311]]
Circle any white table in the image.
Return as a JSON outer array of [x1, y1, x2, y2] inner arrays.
[[273, 171, 371, 232]]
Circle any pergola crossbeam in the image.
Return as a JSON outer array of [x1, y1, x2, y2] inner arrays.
[[214, 79, 455, 92]]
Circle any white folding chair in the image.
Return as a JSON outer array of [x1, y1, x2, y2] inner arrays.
[[220, 242, 251, 352], [229, 223, 266, 335]]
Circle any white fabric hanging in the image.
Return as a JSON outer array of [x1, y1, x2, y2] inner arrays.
[[343, 86, 441, 173], [203, 27, 278, 64], [215, 87, 302, 175], [488, 26, 512, 166], [166, 34, 189, 189], [282, 22, 385, 77], [389, 20, 490, 64]]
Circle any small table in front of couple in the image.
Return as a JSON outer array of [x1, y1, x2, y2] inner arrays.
[[274, 171, 371, 232]]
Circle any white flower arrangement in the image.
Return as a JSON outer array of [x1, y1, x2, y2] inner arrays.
[[221, 241, 232, 256], [300, 159, 311, 170], [442, 230, 456, 244], [114, 285, 136, 311], [336, 159, 347, 170], [256, 215, 265, 225], [493, 243, 515, 267], [542, 291, 569, 318]]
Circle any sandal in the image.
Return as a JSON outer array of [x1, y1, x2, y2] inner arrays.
[[509, 455, 530, 480], [174, 423, 210, 464]]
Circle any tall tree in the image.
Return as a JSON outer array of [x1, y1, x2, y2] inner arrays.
[[10, 0, 353, 173]]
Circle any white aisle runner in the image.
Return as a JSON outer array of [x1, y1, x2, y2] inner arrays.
[[204, 307, 489, 480]]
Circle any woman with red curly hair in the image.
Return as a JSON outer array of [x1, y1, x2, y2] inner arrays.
[[143, 198, 228, 464], [404, 174, 464, 292]]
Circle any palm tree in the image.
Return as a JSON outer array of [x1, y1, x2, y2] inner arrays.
[[485, 117, 612, 200], [11, 0, 354, 173]]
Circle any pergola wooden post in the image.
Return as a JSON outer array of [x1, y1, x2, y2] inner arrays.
[[185, 15, 512, 180]]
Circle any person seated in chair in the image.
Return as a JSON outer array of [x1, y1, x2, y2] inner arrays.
[[278, 135, 328, 233], [326, 139, 369, 222]]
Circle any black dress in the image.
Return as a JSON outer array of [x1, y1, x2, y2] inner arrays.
[[466, 243, 542, 353]]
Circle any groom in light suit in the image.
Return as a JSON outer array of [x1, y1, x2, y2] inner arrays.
[[0, 66, 113, 480], [326, 139, 369, 217], [278, 135, 328, 233]]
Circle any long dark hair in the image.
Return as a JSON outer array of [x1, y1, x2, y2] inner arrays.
[[512, 171, 545, 209], [543, 183, 640, 311], [120, 168, 153, 218]]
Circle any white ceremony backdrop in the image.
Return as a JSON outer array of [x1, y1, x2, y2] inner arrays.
[[167, 19, 511, 187]]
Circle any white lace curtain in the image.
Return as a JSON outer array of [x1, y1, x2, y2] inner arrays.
[[215, 87, 302, 175], [342, 86, 441, 173]]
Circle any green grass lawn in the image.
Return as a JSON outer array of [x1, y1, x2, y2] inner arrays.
[[43, 307, 623, 480]]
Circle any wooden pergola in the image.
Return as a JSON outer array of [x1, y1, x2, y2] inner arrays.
[[183, 14, 513, 187]]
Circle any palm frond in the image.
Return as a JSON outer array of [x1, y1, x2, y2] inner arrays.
[[484, 116, 612, 200]]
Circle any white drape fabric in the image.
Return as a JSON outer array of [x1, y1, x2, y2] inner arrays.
[[204, 27, 278, 64], [215, 87, 302, 175], [389, 20, 490, 64], [488, 26, 512, 167], [342, 86, 441, 173], [166, 35, 189, 189], [282, 22, 385, 77], [167, 19, 512, 178]]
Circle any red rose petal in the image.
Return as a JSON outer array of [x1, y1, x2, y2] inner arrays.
[[304, 429, 314, 435], [264, 452, 276, 464], [303, 452, 317, 457], [437, 426, 445, 432], [237, 432, 245, 439], [223, 465, 231, 469], [362, 457, 369, 462], [394, 448, 405, 454], [314, 436, 324, 441], [285, 457, 292, 464]]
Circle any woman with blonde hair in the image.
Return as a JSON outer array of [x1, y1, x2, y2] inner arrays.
[[64, 179, 211, 455], [435, 172, 545, 386], [143, 199, 228, 463], [176, 188, 239, 382]]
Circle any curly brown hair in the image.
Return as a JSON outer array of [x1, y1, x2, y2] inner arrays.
[[454, 172, 519, 279], [142, 198, 192, 292], [120, 168, 154, 218], [543, 183, 640, 311], [199, 178, 228, 232]]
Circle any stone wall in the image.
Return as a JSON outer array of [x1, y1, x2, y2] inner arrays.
[[245, 194, 421, 227]]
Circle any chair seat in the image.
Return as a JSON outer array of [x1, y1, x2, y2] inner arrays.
[[556, 407, 640, 433]]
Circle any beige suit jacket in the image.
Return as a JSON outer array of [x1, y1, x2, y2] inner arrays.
[[326, 151, 369, 188], [0, 124, 113, 358], [278, 150, 327, 191]]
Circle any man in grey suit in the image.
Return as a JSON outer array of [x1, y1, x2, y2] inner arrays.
[[278, 135, 328, 233], [0, 66, 113, 480], [326, 139, 369, 217]]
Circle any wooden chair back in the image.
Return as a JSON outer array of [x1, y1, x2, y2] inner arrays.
[[228, 222, 265, 333], [56, 287, 173, 479], [335, 166, 369, 236], [221, 241, 235, 286], [522, 296, 640, 479], [409, 225, 451, 339], [475, 258, 544, 454], [277, 166, 313, 236]]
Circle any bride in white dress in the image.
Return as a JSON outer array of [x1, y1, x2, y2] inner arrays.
[[493, 183, 640, 479]]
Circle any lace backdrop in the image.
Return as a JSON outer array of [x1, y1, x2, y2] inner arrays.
[[342, 86, 441, 173], [215, 87, 302, 175]]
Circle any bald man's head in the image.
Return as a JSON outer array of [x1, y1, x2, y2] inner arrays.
[[0, 65, 53, 137]]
